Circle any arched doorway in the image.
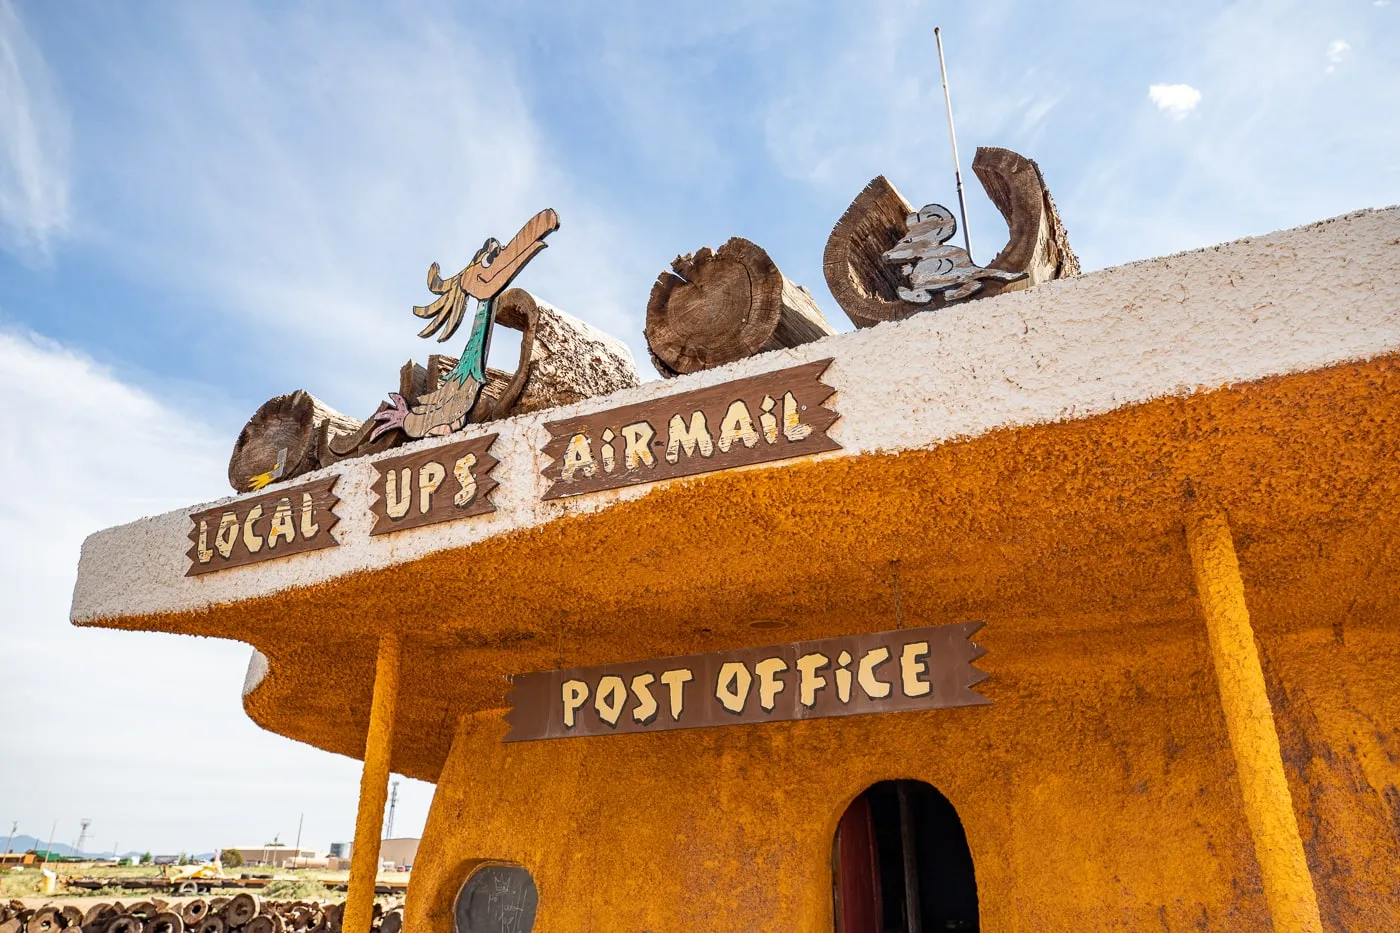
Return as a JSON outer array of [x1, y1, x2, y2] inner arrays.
[[832, 780, 979, 932]]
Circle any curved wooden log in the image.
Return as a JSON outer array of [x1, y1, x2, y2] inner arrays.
[[822, 176, 927, 328], [228, 391, 359, 493], [973, 146, 1080, 285], [646, 237, 834, 377], [495, 288, 640, 411], [824, 148, 1079, 328]]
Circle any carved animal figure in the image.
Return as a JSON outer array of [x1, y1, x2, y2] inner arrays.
[[371, 209, 560, 440], [881, 203, 1023, 303]]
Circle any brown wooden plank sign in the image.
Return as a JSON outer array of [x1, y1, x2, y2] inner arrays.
[[504, 622, 989, 742], [187, 477, 340, 576], [368, 434, 499, 536], [541, 359, 839, 499]]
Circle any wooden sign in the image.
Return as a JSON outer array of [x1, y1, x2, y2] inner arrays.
[[541, 359, 839, 499], [187, 477, 340, 576], [368, 434, 499, 536], [504, 622, 988, 742]]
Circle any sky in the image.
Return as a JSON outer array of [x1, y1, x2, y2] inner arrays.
[[2, 0, 1397, 857]]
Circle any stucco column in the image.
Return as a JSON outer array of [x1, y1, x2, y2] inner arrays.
[[344, 634, 402, 933], [1185, 510, 1323, 933]]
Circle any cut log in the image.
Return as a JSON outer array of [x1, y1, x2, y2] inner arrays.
[[221, 896, 258, 929], [58, 908, 82, 929], [823, 176, 926, 328], [973, 146, 1080, 286], [824, 147, 1079, 328], [228, 391, 360, 493], [494, 288, 640, 411], [646, 237, 835, 377], [178, 904, 206, 929], [145, 915, 180, 933]]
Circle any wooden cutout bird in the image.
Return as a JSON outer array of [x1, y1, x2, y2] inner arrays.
[[882, 203, 1024, 303], [371, 209, 559, 441]]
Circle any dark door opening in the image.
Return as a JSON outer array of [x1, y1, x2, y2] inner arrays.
[[832, 780, 979, 933]]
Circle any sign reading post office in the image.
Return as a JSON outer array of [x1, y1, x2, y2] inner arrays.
[[503, 622, 989, 742], [540, 359, 840, 499]]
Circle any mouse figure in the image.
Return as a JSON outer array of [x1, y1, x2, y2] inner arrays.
[[881, 203, 1024, 303]]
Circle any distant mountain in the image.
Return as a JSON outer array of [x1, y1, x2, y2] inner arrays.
[[4, 835, 213, 861]]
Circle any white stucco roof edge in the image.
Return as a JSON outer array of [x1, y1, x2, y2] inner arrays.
[[71, 206, 1400, 625]]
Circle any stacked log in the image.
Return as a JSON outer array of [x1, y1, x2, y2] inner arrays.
[[228, 288, 640, 492], [0, 898, 398, 933], [822, 146, 1079, 328], [645, 237, 835, 378]]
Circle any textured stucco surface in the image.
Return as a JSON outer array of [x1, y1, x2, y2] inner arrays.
[[67, 208, 1400, 931], [71, 207, 1400, 624]]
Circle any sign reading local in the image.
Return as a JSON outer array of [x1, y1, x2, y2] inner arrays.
[[539, 359, 840, 499], [186, 477, 340, 576], [368, 434, 499, 536], [503, 622, 989, 742]]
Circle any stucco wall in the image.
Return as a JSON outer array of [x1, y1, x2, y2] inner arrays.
[[71, 207, 1400, 626]]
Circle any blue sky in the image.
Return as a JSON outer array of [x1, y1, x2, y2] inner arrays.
[[3, 0, 1397, 855]]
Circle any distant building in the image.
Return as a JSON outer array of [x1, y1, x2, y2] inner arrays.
[[229, 846, 317, 868], [377, 838, 419, 871], [328, 842, 351, 859]]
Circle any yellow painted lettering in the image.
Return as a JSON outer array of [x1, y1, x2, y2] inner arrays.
[[561, 433, 596, 480], [299, 492, 319, 538], [660, 668, 693, 720], [857, 646, 892, 698], [385, 468, 411, 519], [718, 399, 759, 452], [418, 460, 446, 513], [561, 680, 588, 729], [267, 498, 296, 548], [782, 391, 813, 441], [754, 656, 789, 712], [631, 673, 658, 725], [900, 641, 931, 697], [595, 675, 626, 727], [715, 661, 752, 714], [835, 650, 853, 702], [621, 421, 657, 469], [666, 410, 714, 463], [196, 519, 213, 563], [242, 505, 264, 554], [453, 453, 478, 507], [215, 512, 239, 559], [796, 652, 829, 707]]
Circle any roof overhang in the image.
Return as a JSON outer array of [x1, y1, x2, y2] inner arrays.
[[71, 208, 1400, 781]]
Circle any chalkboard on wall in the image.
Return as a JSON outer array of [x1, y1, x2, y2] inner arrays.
[[454, 864, 538, 933]]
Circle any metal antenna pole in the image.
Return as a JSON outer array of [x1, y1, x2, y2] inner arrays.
[[4, 822, 15, 855], [43, 820, 57, 864], [384, 780, 400, 839], [294, 814, 304, 867], [934, 26, 974, 262]]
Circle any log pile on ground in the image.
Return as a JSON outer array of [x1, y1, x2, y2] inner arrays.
[[0, 897, 403, 933]]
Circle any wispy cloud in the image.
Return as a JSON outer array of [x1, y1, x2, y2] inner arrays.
[[0, 0, 70, 262], [1148, 83, 1203, 119], [1326, 38, 1351, 72]]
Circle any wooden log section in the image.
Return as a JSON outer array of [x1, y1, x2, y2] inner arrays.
[[228, 390, 359, 493], [823, 147, 1079, 328], [972, 146, 1080, 285], [646, 237, 835, 377], [494, 287, 640, 411]]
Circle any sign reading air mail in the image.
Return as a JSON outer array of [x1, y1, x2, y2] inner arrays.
[[540, 359, 839, 499], [503, 622, 989, 742], [368, 434, 499, 535], [187, 477, 340, 576]]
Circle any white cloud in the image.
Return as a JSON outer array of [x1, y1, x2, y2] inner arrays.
[[0, 328, 435, 854], [1148, 83, 1203, 119], [0, 0, 71, 262], [1326, 38, 1351, 72], [68, 6, 654, 415]]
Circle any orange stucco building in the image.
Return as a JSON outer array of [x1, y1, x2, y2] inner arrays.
[[73, 208, 1400, 931]]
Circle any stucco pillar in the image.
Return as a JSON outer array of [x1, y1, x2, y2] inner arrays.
[[344, 634, 402, 933], [1185, 510, 1323, 933]]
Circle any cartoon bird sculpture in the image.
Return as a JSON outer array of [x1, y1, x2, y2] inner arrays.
[[881, 203, 1024, 303], [371, 209, 560, 440]]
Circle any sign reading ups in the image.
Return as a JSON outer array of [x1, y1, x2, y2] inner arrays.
[[503, 622, 989, 742], [540, 359, 839, 499]]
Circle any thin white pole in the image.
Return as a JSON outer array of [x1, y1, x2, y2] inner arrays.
[[934, 26, 974, 262]]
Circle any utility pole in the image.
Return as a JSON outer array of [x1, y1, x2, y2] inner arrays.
[[294, 814, 304, 867], [43, 820, 57, 863], [384, 781, 400, 840], [4, 822, 16, 855]]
